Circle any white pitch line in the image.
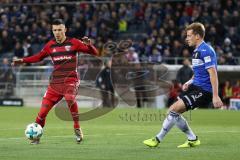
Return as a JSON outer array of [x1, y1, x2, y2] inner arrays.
[[0, 130, 240, 141], [0, 126, 73, 131]]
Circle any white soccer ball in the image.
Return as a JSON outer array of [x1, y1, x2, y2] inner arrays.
[[25, 123, 43, 140]]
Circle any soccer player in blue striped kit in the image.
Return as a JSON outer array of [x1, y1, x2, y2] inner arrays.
[[143, 22, 223, 148]]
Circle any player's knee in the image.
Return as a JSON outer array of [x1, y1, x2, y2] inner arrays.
[[65, 95, 76, 106], [168, 99, 186, 114], [165, 110, 180, 121], [65, 94, 75, 100]]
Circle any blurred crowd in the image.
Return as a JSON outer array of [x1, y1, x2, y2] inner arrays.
[[220, 80, 240, 108], [0, 0, 240, 65]]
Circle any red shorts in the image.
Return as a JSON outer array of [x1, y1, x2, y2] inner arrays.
[[43, 80, 80, 103]]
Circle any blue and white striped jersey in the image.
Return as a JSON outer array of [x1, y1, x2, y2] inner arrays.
[[192, 41, 217, 92]]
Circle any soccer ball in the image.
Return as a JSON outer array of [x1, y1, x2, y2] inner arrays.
[[25, 123, 43, 140]]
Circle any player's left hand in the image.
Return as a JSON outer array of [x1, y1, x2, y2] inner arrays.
[[82, 36, 92, 45], [212, 96, 223, 108]]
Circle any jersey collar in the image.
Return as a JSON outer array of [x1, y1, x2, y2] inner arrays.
[[194, 41, 205, 52], [55, 36, 68, 44]]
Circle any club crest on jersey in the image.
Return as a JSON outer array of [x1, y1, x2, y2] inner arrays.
[[65, 45, 71, 51]]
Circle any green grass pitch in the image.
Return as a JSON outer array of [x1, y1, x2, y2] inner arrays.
[[0, 107, 240, 160]]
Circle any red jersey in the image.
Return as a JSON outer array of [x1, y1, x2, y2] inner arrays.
[[23, 37, 98, 85]]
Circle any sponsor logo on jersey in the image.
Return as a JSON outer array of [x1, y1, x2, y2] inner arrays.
[[192, 59, 204, 66], [53, 56, 72, 61]]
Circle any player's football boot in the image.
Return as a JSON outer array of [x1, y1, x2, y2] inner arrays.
[[30, 138, 40, 145], [74, 128, 83, 143], [177, 138, 200, 148], [143, 137, 160, 147]]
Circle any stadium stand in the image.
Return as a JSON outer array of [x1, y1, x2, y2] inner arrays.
[[0, 0, 239, 64]]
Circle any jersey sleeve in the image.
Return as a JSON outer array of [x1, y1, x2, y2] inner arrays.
[[200, 49, 216, 69], [23, 44, 49, 63], [74, 38, 99, 56]]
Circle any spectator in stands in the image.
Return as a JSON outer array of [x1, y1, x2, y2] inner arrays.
[[70, 18, 86, 39], [96, 59, 115, 107], [118, 18, 127, 32], [223, 37, 234, 54], [171, 40, 183, 58], [179, 11, 191, 26], [0, 1, 239, 65], [108, 11, 119, 37], [226, 52, 238, 65], [14, 41, 24, 58], [145, 38, 154, 57], [233, 80, 240, 98], [218, 55, 227, 65], [136, 40, 147, 62], [167, 79, 181, 107], [13, 25, 25, 42], [125, 47, 139, 63], [222, 80, 233, 108], [85, 20, 95, 38], [98, 23, 111, 40], [176, 58, 193, 87], [0, 30, 15, 54], [129, 63, 148, 108], [0, 58, 15, 96], [149, 46, 162, 64], [22, 38, 33, 57], [181, 48, 191, 58]]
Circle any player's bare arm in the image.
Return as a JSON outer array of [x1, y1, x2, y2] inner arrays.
[[207, 67, 223, 108]]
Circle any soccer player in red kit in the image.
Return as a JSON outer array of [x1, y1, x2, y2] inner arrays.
[[12, 19, 98, 144]]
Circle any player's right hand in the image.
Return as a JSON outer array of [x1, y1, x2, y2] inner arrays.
[[182, 83, 189, 91], [212, 95, 223, 108], [11, 58, 24, 66]]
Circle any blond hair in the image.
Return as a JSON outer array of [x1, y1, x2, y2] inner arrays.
[[186, 22, 205, 38]]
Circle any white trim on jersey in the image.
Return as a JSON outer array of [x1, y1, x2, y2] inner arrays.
[[192, 58, 204, 67], [205, 64, 216, 69]]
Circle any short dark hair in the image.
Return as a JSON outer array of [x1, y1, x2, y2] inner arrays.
[[185, 22, 205, 38], [51, 19, 65, 25]]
